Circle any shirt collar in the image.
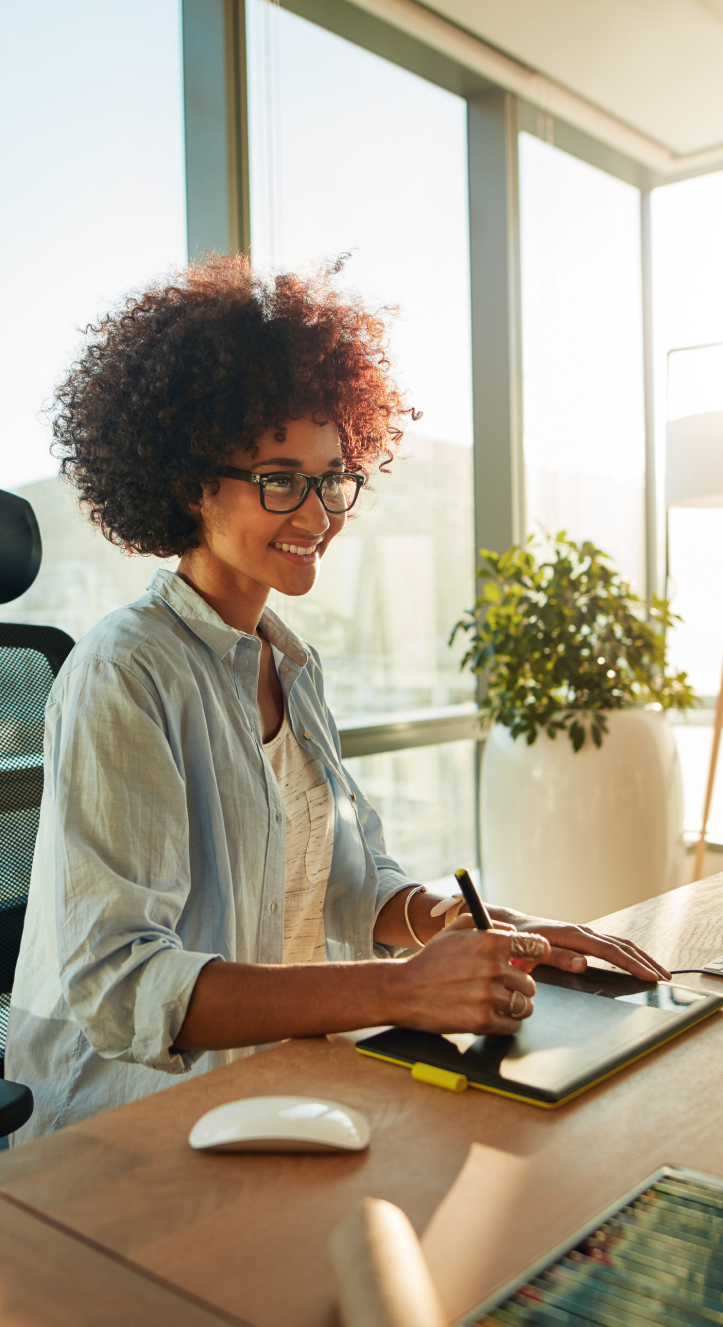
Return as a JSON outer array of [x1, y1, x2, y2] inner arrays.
[[258, 604, 308, 668], [146, 569, 308, 667]]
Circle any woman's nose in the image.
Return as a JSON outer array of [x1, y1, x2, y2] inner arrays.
[[291, 486, 330, 533]]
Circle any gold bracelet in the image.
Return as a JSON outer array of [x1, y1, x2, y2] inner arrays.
[[403, 885, 428, 948]]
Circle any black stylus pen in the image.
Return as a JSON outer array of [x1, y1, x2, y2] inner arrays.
[[455, 868, 493, 931]]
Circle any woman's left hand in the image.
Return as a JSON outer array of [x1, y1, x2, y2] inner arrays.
[[509, 916, 670, 981]]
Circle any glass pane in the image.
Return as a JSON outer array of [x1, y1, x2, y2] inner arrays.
[[0, 1, 186, 641], [346, 741, 478, 887], [519, 132, 646, 589], [653, 172, 723, 698], [247, 3, 475, 719], [672, 720, 723, 842], [668, 344, 723, 421], [666, 507, 723, 699]]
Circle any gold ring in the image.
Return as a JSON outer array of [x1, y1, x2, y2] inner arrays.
[[509, 990, 531, 1018], [510, 933, 546, 960]]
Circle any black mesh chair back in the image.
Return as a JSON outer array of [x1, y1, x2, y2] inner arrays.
[[0, 623, 75, 1071], [0, 491, 42, 606]]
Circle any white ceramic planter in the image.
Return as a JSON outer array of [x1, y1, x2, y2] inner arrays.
[[481, 708, 685, 922]]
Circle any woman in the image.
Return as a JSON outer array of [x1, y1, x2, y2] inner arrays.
[[7, 256, 668, 1141]]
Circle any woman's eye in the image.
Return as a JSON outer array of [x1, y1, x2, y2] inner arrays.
[[265, 474, 294, 492]]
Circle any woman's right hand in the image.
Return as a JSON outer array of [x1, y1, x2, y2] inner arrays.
[[391, 918, 550, 1036]]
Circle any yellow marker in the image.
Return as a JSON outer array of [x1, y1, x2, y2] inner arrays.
[[411, 1062, 468, 1093]]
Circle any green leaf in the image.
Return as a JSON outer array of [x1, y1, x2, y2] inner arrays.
[[449, 531, 699, 752]]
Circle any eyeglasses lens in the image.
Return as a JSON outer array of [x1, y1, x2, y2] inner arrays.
[[262, 473, 360, 513], [262, 473, 307, 512], [320, 474, 359, 512]]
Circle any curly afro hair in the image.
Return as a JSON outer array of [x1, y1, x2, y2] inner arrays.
[[52, 253, 416, 556]]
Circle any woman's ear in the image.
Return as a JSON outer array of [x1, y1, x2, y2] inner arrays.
[[174, 473, 210, 522], [188, 476, 221, 518], [179, 479, 213, 522]]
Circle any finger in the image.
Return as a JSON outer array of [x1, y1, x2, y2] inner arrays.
[[436, 924, 546, 978], [492, 987, 534, 1019], [445, 915, 515, 935], [572, 925, 670, 972], [536, 923, 670, 980], [520, 920, 671, 981], [483, 1011, 524, 1036], [600, 934, 671, 980], [445, 913, 477, 932], [545, 946, 588, 974], [493, 970, 536, 999], [509, 989, 534, 1018], [573, 930, 668, 980], [509, 932, 551, 964]]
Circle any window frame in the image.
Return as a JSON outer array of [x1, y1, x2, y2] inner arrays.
[[179, 0, 720, 770]]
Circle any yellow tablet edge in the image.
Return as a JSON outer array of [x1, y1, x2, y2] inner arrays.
[[356, 1006, 722, 1110]]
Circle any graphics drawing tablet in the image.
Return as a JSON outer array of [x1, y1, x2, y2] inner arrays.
[[356, 965, 723, 1108]]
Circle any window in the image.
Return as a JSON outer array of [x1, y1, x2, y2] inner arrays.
[[345, 741, 478, 887], [652, 171, 723, 841], [15, 1, 723, 886], [653, 173, 723, 698], [519, 132, 646, 590], [247, 1, 475, 722], [0, 0, 186, 641]]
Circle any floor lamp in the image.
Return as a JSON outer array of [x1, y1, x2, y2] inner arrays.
[[666, 408, 723, 881]]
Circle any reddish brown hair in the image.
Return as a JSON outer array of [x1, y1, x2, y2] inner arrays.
[[52, 253, 416, 555]]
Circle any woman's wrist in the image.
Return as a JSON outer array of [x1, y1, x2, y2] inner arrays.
[[405, 888, 467, 946], [374, 884, 471, 950]]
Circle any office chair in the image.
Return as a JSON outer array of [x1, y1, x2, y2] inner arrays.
[[0, 490, 74, 1135]]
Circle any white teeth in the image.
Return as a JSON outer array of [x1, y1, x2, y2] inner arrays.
[[273, 542, 317, 555]]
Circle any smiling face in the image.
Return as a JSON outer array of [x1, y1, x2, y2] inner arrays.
[[179, 416, 348, 619]]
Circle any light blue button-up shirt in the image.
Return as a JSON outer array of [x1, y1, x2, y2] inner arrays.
[[6, 570, 415, 1142]]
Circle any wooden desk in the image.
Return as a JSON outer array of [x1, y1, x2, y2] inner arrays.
[[1, 876, 723, 1327], [0, 1190, 248, 1325]]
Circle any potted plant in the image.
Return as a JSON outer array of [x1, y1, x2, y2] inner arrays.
[[451, 535, 697, 920]]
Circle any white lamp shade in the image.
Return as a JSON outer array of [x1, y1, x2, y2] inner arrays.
[[665, 411, 723, 507]]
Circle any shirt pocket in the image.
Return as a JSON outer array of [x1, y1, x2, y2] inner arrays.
[[305, 783, 335, 886]]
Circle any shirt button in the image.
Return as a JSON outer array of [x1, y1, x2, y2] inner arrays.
[[351, 793, 356, 802], [269, 901, 278, 914], [303, 730, 312, 740]]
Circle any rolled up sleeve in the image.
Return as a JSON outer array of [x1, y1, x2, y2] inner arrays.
[[51, 656, 221, 1072]]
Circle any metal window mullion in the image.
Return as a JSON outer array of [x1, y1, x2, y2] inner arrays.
[[641, 188, 659, 602], [182, 0, 250, 259], [468, 89, 525, 563], [467, 88, 524, 883], [226, 0, 252, 258]]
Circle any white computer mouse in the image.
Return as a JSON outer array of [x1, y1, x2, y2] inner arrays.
[[188, 1095, 371, 1154]]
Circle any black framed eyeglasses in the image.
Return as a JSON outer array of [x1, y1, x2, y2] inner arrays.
[[215, 466, 365, 514]]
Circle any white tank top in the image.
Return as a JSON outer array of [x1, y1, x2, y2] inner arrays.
[[263, 711, 334, 964]]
